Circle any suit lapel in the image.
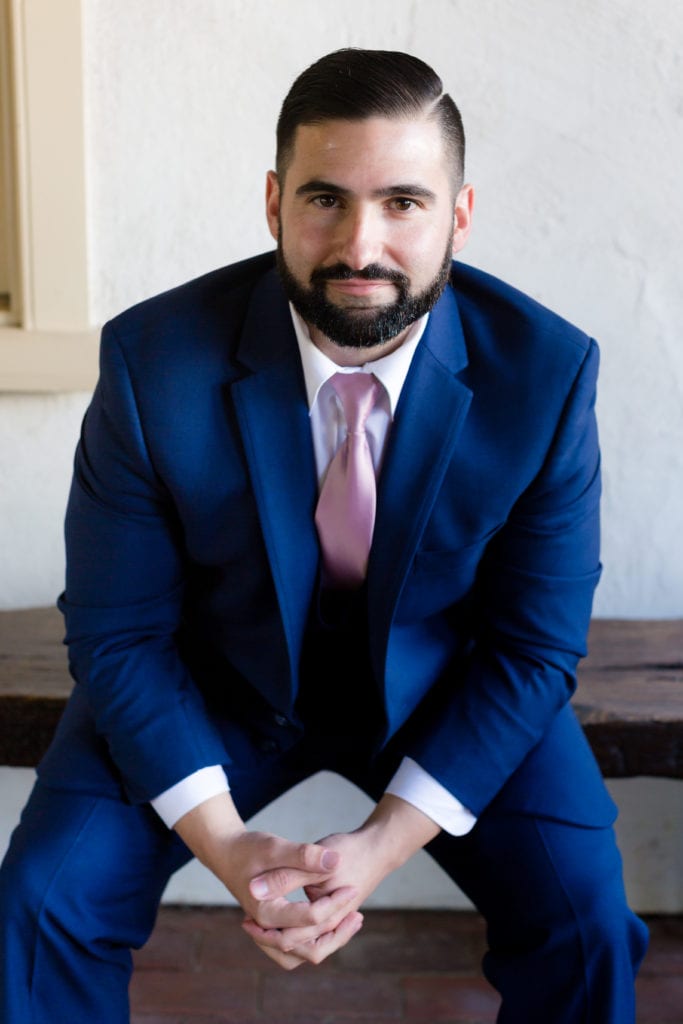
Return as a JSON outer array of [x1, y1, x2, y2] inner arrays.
[[230, 270, 473, 702], [368, 284, 473, 675], [230, 270, 319, 700]]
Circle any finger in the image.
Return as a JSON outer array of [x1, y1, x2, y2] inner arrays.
[[266, 839, 339, 876], [252, 939, 306, 971], [248, 885, 358, 931], [290, 911, 364, 966], [250, 866, 333, 901], [303, 882, 332, 901], [243, 899, 359, 952], [250, 844, 339, 900], [243, 909, 361, 956]]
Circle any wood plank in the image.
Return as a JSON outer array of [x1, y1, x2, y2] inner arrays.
[[0, 605, 71, 697], [575, 619, 683, 777], [1, 608, 682, 776], [579, 720, 682, 779], [584, 618, 683, 670], [0, 607, 71, 766]]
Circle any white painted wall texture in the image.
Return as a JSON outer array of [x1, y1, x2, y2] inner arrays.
[[1, 0, 681, 910], [81, 0, 683, 618]]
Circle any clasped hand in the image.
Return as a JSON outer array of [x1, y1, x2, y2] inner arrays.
[[242, 794, 441, 969], [175, 791, 440, 971], [242, 829, 385, 969]]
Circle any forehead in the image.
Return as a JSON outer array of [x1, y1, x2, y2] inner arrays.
[[283, 116, 451, 192]]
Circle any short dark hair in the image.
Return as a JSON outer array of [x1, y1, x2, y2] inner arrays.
[[276, 48, 465, 189]]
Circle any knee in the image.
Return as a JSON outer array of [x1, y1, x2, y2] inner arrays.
[[0, 826, 52, 990], [575, 882, 649, 972], [0, 786, 107, 941], [532, 828, 649, 979], [501, 817, 647, 971], [0, 819, 46, 925]]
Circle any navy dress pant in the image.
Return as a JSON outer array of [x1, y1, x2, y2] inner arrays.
[[0, 722, 648, 1024]]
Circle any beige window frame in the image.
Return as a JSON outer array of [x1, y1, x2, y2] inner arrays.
[[0, 0, 98, 392], [0, 0, 19, 326]]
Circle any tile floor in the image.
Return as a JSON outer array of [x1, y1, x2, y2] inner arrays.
[[130, 907, 683, 1023]]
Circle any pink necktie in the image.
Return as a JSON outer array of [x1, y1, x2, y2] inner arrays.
[[315, 372, 381, 589]]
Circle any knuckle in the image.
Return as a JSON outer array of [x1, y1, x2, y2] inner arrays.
[[272, 933, 289, 952], [263, 835, 279, 859], [261, 928, 288, 952], [297, 842, 315, 869], [269, 867, 291, 893], [278, 930, 297, 951], [253, 907, 273, 929], [327, 912, 345, 933], [280, 930, 303, 951], [308, 901, 326, 925]]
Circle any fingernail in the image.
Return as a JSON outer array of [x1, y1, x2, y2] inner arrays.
[[321, 850, 338, 870], [251, 878, 269, 899]]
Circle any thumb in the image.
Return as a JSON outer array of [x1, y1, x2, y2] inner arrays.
[[249, 846, 339, 901], [303, 882, 331, 901]]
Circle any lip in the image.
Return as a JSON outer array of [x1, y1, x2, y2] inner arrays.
[[325, 279, 395, 297]]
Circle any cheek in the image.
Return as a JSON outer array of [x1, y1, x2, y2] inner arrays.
[[282, 218, 332, 264], [393, 221, 449, 263], [394, 241, 446, 285]]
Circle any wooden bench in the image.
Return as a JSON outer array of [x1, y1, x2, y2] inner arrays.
[[1, 608, 682, 777]]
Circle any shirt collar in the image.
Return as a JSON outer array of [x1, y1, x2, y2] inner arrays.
[[290, 304, 429, 417]]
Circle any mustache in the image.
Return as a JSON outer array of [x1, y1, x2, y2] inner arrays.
[[310, 263, 409, 287]]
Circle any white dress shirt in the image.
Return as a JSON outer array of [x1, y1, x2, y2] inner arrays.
[[152, 306, 476, 837]]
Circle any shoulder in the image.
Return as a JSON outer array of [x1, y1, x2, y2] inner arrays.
[[89, 253, 282, 454], [451, 262, 593, 354], [94, 252, 279, 398], [103, 251, 277, 351], [450, 262, 597, 387]]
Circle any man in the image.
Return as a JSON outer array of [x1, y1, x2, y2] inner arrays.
[[0, 48, 647, 1022]]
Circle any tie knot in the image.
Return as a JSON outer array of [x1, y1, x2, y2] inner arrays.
[[330, 372, 381, 435]]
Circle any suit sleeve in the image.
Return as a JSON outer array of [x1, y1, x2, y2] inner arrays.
[[404, 339, 602, 816], [59, 323, 228, 804]]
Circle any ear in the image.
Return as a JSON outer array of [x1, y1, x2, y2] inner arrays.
[[265, 170, 281, 242], [451, 183, 475, 256]]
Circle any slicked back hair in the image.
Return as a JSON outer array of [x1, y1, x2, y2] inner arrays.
[[275, 48, 465, 191]]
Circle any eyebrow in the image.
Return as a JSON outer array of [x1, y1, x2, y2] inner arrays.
[[295, 179, 437, 202]]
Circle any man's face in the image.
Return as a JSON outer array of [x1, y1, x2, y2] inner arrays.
[[266, 116, 473, 352]]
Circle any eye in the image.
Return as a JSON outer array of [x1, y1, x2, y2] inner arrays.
[[389, 197, 418, 212], [311, 194, 340, 209]]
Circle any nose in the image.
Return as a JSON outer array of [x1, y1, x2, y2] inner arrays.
[[335, 205, 383, 270]]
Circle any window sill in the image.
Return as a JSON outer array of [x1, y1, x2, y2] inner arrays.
[[0, 326, 99, 392]]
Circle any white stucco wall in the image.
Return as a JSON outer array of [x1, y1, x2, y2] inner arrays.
[[1, 0, 681, 910], [4, 2, 683, 613], [81, 0, 683, 618]]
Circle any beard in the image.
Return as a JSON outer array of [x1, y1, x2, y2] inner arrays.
[[275, 235, 454, 349]]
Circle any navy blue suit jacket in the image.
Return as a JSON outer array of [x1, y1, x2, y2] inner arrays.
[[41, 253, 614, 827]]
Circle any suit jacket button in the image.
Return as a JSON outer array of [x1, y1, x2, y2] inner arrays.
[[258, 737, 279, 754], [272, 712, 289, 728]]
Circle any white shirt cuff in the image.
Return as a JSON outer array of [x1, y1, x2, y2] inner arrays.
[[150, 765, 230, 829], [385, 756, 477, 836]]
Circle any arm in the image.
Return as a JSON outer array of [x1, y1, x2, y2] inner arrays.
[[61, 324, 228, 801], [64, 324, 361, 961], [402, 339, 602, 815]]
